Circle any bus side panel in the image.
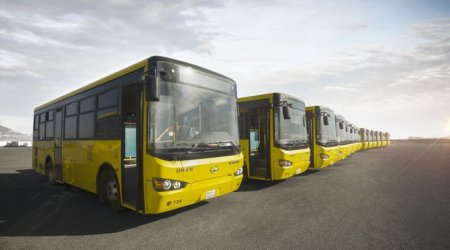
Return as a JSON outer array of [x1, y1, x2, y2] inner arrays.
[[62, 140, 121, 194]]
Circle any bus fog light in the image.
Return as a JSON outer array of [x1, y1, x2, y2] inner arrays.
[[234, 167, 243, 176], [320, 153, 329, 160], [279, 160, 293, 167]]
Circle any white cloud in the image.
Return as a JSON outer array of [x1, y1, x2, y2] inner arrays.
[[0, 0, 449, 138], [324, 86, 358, 92], [0, 50, 26, 69]]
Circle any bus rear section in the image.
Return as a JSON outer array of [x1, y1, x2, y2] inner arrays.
[[238, 93, 310, 181], [306, 106, 339, 168], [33, 56, 244, 214]]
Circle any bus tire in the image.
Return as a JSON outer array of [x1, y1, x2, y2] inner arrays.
[[101, 169, 125, 212], [46, 159, 56, 186]]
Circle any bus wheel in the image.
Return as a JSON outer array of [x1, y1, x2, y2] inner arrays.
[[103, 170, 125, 212], [46, 160, 56, 186]]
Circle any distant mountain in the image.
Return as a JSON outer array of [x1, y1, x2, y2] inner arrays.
[[0, 125, 31, 141]]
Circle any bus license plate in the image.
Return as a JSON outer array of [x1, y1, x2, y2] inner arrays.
[[205, 190, 216, 199]]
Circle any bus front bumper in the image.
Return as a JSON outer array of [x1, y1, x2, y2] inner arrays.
[[145, 174, 242, 214]]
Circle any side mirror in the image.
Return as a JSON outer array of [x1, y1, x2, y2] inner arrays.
[[339, 122, 343, 130], [145, 68, 160, 102], [323, 115, 329, 125], [282, 105, 291, 119]]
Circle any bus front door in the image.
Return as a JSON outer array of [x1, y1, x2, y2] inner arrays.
[[121, 84, 143, 210], [248, 107, 270, 179], [54, 108, 63, 182]]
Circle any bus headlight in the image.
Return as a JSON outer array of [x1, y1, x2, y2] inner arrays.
[[234, 167, 243, 176], [153, 178, 187, 192], [162, 180, 171, 190], [172, 181, 182, 189], [320, 153, 329, 160], [279, 160, 293, 167]]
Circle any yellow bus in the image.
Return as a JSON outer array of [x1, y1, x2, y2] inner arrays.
[[375, 131, 382, 147], [306, 106, 339, 168], [372, 131, 378, 148], [32, 56, 244, 214], [346, 123, 356, 154], [237, 93, 310, 181], [352, 125, 362, 152], [368, 130, 375, 148], [360, 128, 370, 150], [334, 115, 348, 161], [381, 132, 388, 147]]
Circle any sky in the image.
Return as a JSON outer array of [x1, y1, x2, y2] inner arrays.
[[0, 0, 449, 139]]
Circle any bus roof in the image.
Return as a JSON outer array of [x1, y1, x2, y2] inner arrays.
[[238, 92, 305, 105], [306, 106, 335, 115], [335, 114, 346, 122], [34, 58, 148, 111], [34, 56, 235, 111]]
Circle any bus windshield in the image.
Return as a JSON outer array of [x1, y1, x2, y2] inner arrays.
[[148, 65, 239, 159], [274, 98, 308, 149], [335, 119, 347, 145], [317, 112, 338, 147]]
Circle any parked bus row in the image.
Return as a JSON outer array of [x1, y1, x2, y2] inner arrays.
[[32, 56, 389, 214], [238, 96, 390, 181]]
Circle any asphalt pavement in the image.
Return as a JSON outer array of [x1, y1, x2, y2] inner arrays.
[[1, 141, 449, 249]]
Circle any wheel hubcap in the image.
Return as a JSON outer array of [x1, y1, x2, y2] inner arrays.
[[106, 178, 118, 201]]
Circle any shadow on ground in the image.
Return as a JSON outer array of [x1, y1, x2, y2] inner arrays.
[[0, 169, 206, 236], [297, 169, 321, 176], [236, 178, 284, 192]]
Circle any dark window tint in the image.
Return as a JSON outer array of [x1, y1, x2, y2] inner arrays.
[[64, 116, 77, 139], [40, 113, 46, 123], [47, 110, 54, 121], [98, 89, 118, 109], [34, 115, 39, 130], [96, 115, 120, 139], [79, 112, 94, 138], [98, 107, 118, 119], [46, 121, 54, 138], [39, 122, 45, 139], [66, 102, 78, 116], [80, 97, 95, 113], [238, 113, 246, 139]]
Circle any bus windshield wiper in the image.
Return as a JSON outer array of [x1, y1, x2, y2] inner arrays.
[[215, 140, 240, 151]]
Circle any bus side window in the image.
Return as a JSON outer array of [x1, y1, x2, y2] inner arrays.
[[39, 113, 46, 140], [97, 89, 120, 139], [46, 110, 54, 139], [33, 115, 39, 139]]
